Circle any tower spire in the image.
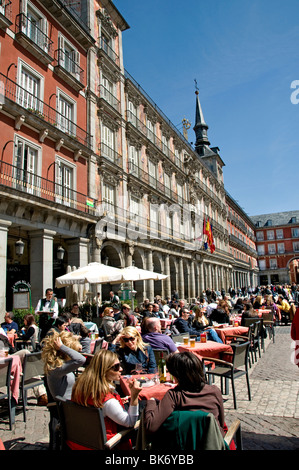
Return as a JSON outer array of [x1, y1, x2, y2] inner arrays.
[[193, 82, 210, 155]]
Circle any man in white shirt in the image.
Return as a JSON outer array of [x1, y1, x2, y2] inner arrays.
[[35, 288, 59, 318]]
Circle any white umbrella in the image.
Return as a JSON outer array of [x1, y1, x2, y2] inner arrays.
[[110, 265, 168, 283], [110, 265, 168, 309], [55, 262, 123, 288]]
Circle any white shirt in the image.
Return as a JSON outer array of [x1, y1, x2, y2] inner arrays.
[[35, 298, 59, 318], [102, 386, 139, 428]]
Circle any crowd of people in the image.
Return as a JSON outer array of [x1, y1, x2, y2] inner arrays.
[[0, 282, 298, 450]]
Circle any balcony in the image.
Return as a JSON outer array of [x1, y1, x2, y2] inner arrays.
[[0, 0, 12, 30], [0, 72, 92, 152], [15, 13, 54, 65], [97, 37, 120, 68], [0, 160, 96, 215], [99, 143, 123, 169], [98, 85, 121, 116], [125, 110, 184, 172], [54, 49, 84, 91]]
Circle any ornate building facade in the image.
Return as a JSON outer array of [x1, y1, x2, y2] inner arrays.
[[0, 0, 258, 317]]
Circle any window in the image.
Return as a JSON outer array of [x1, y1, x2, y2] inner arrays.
[[256, 231, 264, 241], [57, 92, 75, 136], [148, 160, 156, 188], [101, 75, 116, 108], [267, 230, 274, 240], [23, 3, 48, 52], [259, 259, 266, 270], [14, 137, 40, 195], [147, 119, 154, 143], [257, 245, 265, 255], [127, 100, 137, 126], [102, 182, 115, 212], [150, 204, 159, 237], [177, 183, 183, 204], [58, 34, 80, 80], [55, 158, 75, 207], [268, 244, 276, 255], [293, 241, 299, 252], [164, 172, 171, 198], [101, 124, 115, 161], [269, 259, 277, 269], [18, 62, 43, 113], [277, 242, 285, 254], [128, 145, 139, 176], [292, 228, 299, 238], [276, 229, 283, 239]]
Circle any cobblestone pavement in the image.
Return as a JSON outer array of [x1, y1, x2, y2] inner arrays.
[[0, 325, 298, 451]]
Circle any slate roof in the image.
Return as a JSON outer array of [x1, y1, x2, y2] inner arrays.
[[251, 210, 299, 227]]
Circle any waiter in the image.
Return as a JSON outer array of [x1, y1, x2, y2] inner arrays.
[[35, 288, 58, 340]]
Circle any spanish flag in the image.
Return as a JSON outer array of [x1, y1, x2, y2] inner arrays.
[[204, 218, 215, 254]]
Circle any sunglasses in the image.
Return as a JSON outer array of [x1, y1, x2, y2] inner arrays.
[[123, 336, 136, 343], [110, 363, 121, 372]]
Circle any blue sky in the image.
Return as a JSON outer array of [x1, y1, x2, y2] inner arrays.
[[113, 0, 299, 217]]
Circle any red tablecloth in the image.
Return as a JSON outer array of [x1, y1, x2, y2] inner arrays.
[[0, 355, 22, 403], [214, 326, 248, 343], [178, 340, 232, 360], [160, 319, 173, 329], [120, 373, 175, 401]]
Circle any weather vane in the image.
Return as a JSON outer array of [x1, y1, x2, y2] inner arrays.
[[194, 79, 199, 94]]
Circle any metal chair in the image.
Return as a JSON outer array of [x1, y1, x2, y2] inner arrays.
[[262, 312, 275, 343], [0, 357, 14, 430], [56, 396, 140, 450], [93, 337, 104, 353], [20, 351, 45, 422], [203, 341, 251, 409]]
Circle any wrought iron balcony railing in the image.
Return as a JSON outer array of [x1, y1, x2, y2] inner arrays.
[[0, 160, 96, 214], [0, 72, 92, 149], [54, 48, 84, 84], [15, 13, 54, 58], [97, 37, 120, 66]]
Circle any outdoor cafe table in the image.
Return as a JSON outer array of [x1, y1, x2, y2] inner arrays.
[[120, 373, 175, 401], [214, 325, 249, 343], [177, 340, 232, 361], [160, 318, 173, 329]]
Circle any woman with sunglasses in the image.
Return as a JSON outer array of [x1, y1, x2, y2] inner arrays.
[[71, 349, 142, 450], [112, 326, 157, 374]]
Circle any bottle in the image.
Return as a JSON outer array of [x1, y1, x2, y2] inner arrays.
[[158, 352, 167, 383]]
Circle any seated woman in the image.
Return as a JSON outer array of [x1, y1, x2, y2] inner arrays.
[[192, 306, 223, 343], [252, 295, 263, 310], [41, 330, 86, 400], [233, 298, 244, 313], [144, 352, 225, 437], [241, 302, 259, 326], [18, 313, 39, 351], [102, 307, 124, 340], [111, 326, 157, 374], [71, 349, 142, 450]]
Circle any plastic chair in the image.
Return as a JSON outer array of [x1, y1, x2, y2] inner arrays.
[[20, 352, 45, 421], [0, 357, 14, 430], [203, 341, 251, 409], [56, 396, 140, 450]]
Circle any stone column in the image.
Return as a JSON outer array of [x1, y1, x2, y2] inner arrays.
[[146, 249, 154, 302], [0, 220, 11, 319], [164, 254, 171, 300], [199, 260, 204, 295], [30, 229, 56, 309], [178, 257, 184, 299], [190, 260, 196, 300], [67, 237, 89, 302]]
